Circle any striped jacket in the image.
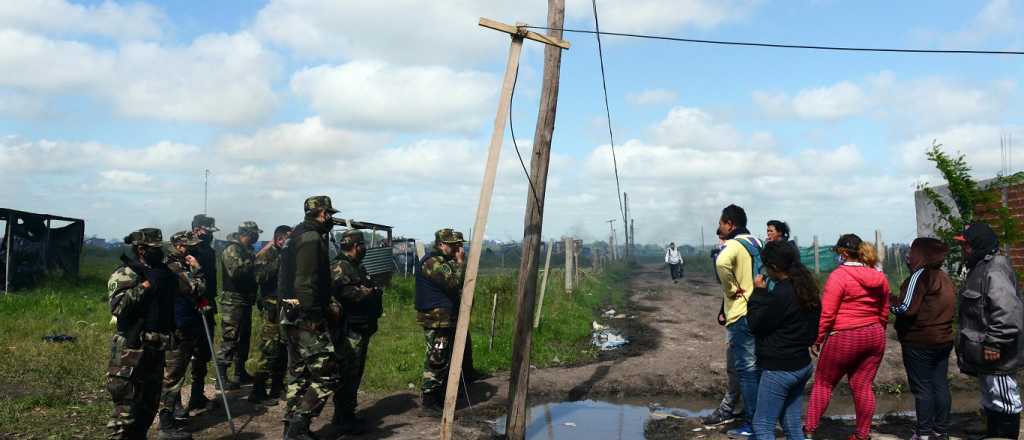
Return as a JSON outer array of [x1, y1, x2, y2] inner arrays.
[[892, 238, 955, 348]]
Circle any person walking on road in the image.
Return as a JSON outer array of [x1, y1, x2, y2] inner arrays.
[[803, 234, 890, 440], [748, 240, 821, 440], [954, 223, 1024, 439], [666, 242, 684, 283], [891, 237, 955, 440]]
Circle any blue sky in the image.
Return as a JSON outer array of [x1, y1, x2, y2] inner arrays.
[[2, 0, 1022, 246]]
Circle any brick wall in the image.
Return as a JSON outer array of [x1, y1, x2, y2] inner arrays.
[[974, 183, 1024, 276]]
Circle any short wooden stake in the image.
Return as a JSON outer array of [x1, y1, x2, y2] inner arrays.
[[534, 239, 554, 329]]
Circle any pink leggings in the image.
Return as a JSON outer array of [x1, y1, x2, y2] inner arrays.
[[804, 323, 886, 438]]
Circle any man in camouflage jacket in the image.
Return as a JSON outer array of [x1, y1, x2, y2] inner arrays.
[[187, 214, 218, 410], [157, 231, 208, 439], [330, 229, 382, 433], [415, 228, 468, 415], [217, 221, 261, 389], [247, 225, 292, 404], [106, 228, 181, 440], [278, 196, 343, 440]]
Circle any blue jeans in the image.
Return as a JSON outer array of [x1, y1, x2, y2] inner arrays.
[[727, 316, 761, 424], [753, 364, 812, 440]]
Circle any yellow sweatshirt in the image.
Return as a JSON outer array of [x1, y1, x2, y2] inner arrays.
[[716, 236, 756, 326]]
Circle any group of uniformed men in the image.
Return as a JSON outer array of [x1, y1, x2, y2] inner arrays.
[[104, 195, 480, 439]]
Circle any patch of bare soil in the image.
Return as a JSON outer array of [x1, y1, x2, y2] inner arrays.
[[172, 264, 987, 439]]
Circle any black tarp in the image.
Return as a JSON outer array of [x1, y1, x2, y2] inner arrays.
[[1, 209, 84, 292]]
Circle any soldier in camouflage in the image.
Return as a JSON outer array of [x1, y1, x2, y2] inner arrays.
[[247, 224, 292, 405], [278, 196, 344, 440], [187, 214, 219, 410], [106, 229, 181, 439], [156, 231, 208, 439], [415, 228, 468, 416], [330, 229, 383, 433], [217, 221, 261, 390]]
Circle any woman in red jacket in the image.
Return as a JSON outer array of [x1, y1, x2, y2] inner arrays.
[[803, 234, 891, 440]]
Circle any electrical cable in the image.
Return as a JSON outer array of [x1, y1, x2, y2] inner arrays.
[[508, 61, 543, 215], [523, 25, 1024, 55], [591, 0, 627, 227]]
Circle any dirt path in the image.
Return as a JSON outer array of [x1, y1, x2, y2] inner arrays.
[[174, 264, 984, 439]]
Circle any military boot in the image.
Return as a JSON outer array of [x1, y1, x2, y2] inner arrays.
[[157, 411, 193, 440], [333, 411, 368, 435], [268, 374, 285, 400], [216, 363, 240, 390], [247, 374, 269, 404], [234, 359, 253, 385], [186, 381, 214, 412], [419, 394, 443, 418], [283, 415, 318, 440]]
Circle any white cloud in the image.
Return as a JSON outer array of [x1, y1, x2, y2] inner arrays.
[[0, 136, 201, 173], [944, 0, 1020, 48], [0, 0, 166, 40], [896, 123, 1019, 175], [291, 61, 496, 133], [650, 107, 744, 150], [252, 0, 758, 64], [99, 169, 153, 186], [0, 29, 115, 92], [0, 30, 278, 125], [217, 116, 383, 160], [791, 81, 868, 120], [567, 0, 759, 34], [799, 144, 863, 173], [625, 88, 678, 106]]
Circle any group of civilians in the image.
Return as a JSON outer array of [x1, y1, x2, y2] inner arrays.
[[706, 204, 1023, 440]]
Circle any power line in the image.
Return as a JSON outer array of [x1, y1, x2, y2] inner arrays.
[[508, 62, 543, 215], [591, 0, 627, 229], [524, 25, 1024, 55]]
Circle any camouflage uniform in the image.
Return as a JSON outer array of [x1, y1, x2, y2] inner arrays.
[[330, 230, 383, 424], [415, 229, 468, 405], [106, 229, 178, 440], [187, 214, 218, 409], [279, 196, 343, 438], [217, 222, 261, 385], [158, 232, 208, 431], [246, 234, 289, 401]]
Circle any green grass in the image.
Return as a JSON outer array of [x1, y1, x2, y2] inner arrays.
[[0, 254, 629, 437]]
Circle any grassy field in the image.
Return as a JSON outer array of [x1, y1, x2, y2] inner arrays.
[[0, 252, 630, 438]]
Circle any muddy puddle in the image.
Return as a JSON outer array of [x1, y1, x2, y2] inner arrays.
[[491, 392, 979, 439]]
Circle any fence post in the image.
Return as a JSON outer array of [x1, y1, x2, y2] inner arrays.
[[813, 235, 820, 274], [564, 237, 574, 294], [875, 230, 884, 267], [534, 239, 554, 329]]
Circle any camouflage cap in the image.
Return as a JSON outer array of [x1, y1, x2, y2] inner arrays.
[[454, 231, 465, 242], [124, 228, 165, 247], [191, 214, 220, 232], [304, 195, 339, 214], [238, 221, 263, 235], [435, 228, 463, 245], [170, 230, 201, 247], [339, 229, 365, 246]]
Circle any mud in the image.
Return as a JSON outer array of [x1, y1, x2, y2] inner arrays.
[[172, 264, 994, 439]]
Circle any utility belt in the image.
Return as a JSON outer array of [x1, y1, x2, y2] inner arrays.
[[417, 308, 456, 329], [113, 331, 174, 351]]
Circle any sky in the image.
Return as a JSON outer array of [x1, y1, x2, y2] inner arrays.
[[2, 0, 1022, 246]]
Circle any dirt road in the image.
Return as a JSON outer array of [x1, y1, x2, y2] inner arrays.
[[178, 264, 986, 439]]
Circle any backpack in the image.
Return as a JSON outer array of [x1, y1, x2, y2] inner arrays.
[[732, 236, 765, 282]]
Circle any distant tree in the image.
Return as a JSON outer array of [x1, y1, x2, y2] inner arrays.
[[920, 141, 1024, 273]]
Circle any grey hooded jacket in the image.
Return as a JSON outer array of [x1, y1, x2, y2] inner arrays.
[[956, 254, 1024, 376]]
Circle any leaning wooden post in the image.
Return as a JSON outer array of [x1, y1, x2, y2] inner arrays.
[[441, 16, 570, 440], [534, 239, 554, 329], [506, 3, 568, 438], [488, 290, 498, 351], [813, 235, 820, 274], [875, 230, 884, 267]]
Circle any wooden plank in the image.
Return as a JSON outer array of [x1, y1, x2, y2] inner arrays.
[[478, 17, 570, 49], [564, 237, 574, 293], [439, 33, 525, 440], [505, 2, 565, 437], [534, 239, 554, 329]]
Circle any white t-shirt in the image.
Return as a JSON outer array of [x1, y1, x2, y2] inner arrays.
[[665, 248, 682, 265]]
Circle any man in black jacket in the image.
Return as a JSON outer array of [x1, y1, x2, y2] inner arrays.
[[955, 223, 1024, 438], [187, 214, 219, 411]]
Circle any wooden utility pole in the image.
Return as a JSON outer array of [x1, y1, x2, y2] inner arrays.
[[564, 237, 575, 293], [533, 239, 554, 329], [440, 17, 569, 440], [606, 219, 616, 260], [630, 219, 635, 259], [505, 3, 569, 439], [813, 235, 820, 274], [623, 193, 630, 258], [875, 230, 884, 267]]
